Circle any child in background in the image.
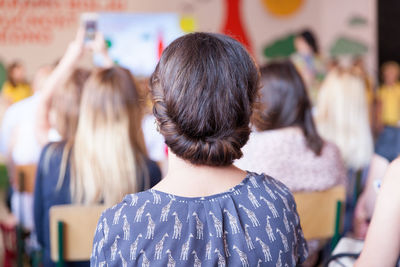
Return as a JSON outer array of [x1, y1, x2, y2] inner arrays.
[[1, 61, 32, 104], [375, 61, 400, 162]]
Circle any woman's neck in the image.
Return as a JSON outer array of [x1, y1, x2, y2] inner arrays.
[[152, 150, 247, 197]]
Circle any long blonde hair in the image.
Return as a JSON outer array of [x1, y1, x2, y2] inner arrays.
[[316, 70, 373, 170], [70, 67, 148, 205], [49, 68, 89, 189]]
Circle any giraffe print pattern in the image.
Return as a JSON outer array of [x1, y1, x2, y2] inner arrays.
[[91, 172, 308, 266]]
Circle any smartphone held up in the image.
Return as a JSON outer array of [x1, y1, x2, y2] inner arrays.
[[81, 13, 98, 43]]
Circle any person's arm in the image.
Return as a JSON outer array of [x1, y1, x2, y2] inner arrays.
[[91, 32, 113, 68], [355, 158, 400, 267], [353, 154, 389, 239], [35, 28, 85, 145]]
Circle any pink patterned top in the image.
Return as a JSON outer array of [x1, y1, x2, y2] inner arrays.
[[235, 127, 346, 192]]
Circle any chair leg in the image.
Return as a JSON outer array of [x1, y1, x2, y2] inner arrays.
[[31, 249, 42, 267], [355, 170, 363, 201], [57, 221, 65, 267], [17, 179, 25, 267], [331, 200, 342, 250]]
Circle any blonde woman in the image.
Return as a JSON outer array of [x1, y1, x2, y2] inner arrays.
[[316, 70, 374, 233], [316, 70, 373, 171], [70, 67, 160, 203], [33, 35, 161, 266]]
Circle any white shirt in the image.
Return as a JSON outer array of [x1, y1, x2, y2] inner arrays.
[[0, 94, 40, 161], [12, 96, 42, 164]]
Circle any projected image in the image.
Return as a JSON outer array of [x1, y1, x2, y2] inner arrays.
[[97, 13, 185, 77]]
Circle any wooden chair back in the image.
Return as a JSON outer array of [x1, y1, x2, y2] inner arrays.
[[14, 164, 37, 193], [293, 185, 346, 240], [49, 205, 106, 263]]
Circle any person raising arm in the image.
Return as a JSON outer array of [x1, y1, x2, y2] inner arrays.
[[35, 28, 112, 145]]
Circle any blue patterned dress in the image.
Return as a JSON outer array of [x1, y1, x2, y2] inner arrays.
[[91, 172, 308, 266]]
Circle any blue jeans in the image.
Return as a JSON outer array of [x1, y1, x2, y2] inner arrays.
[[375, 126, 400, 162]]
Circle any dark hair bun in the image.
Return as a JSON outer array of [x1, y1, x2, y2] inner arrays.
[[150, 32, 259, 166]]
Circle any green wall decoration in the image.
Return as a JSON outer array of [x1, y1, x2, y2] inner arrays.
[[330, 36, 368, 57], [348, 15, 368, 27], [263, 33, 296, 59], [0, 62, 6, 91]]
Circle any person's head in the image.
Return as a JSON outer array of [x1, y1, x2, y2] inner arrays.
[[316, 70, 373, 169], [7, 61, 26, 86], [150, 32, 259, 166], [72, 66, 148, 204], [381, 61, 400, 86], [295, 29, 319, 55], [32, 65, 53, 93], [51, 68, 90, 141], [253, 60, 323, 155]]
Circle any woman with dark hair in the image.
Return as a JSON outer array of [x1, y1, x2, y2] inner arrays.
[[92, 33, 308, 266], [292, 29, 325, 105], [236, 61, 345, 192], [297, 30, 318, 54], [236, 60, 345, 265]]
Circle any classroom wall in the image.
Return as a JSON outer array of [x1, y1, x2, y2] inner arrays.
[[0, 0, 376, 78]]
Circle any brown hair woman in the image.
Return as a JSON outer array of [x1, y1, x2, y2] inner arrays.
[[236, 60, 346, 266], [92, 33, 308, 267]]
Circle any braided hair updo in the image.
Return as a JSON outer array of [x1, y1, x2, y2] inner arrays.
[[150, 32, 259, 166]]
